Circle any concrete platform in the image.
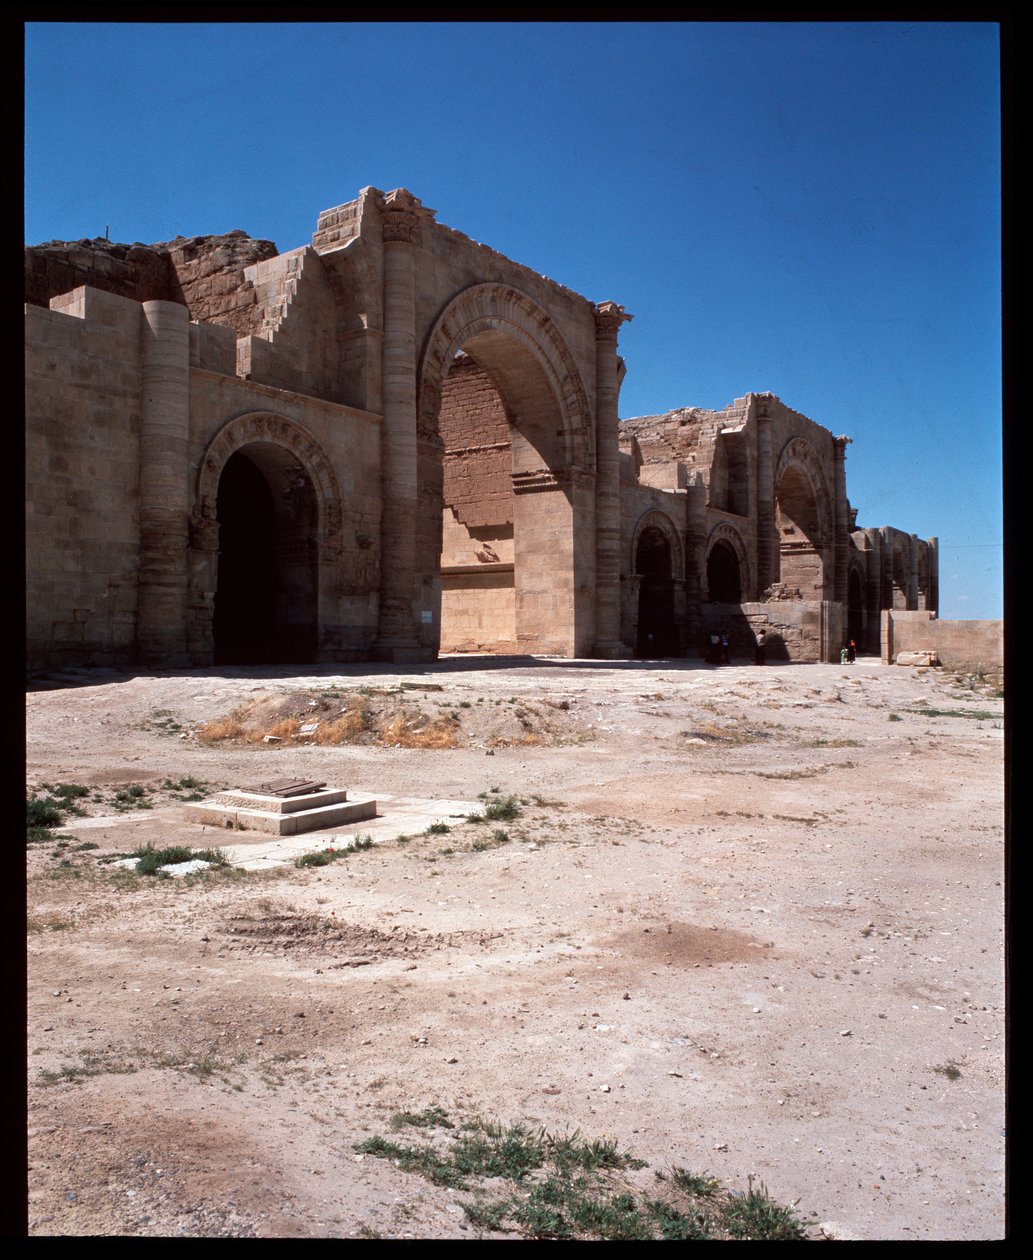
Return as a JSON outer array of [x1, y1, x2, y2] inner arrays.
[[185, 788, 377, 836], [215, 793, 481, 871]]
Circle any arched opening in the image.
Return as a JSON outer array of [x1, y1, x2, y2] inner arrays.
[[707, 539, 742, 603], [775, 463, 824, 597], [420, 288, 593, 658], [212, 446, 318, 664], [847, 566, 865, 649], [438, 355, 518, 652], [635, 526, 676, 655], [891, 547, 909, 610]]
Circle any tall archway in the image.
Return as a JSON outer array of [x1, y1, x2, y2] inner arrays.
[[635, 525, 678, 655], [847, 565, 865, 649], [418, 284, 594, 657], [774, 439, 832, 599], [212, 445, 318, 664], [192, 413, 343, 666]]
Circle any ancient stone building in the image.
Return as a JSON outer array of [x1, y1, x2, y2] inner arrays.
[[25, 187, 936, 671]]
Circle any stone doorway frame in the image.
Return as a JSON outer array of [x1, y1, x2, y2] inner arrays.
[[188, 411, 343, 664]]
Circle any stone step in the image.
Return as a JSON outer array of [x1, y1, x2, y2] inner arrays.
[[186, 791, 377, 836], [202, 787, 350, 815]]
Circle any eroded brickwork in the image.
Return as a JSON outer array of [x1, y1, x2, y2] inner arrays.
[[25, 188, 940, 669]]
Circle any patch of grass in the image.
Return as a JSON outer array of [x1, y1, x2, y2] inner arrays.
[[391, 1105, 455, 1130], [910, 707, 1000, 721], [888, 712, 903, 722], [426, 822, 450, 835], [469, 794, 521, 824], [26, 797, 64, 829], [667, 1167, 721, 1197], [131, 844, 228, 876], [807, 738, 862, 747], [356, 1113, 806, 1240], [933, 1061, 963, 1081], [113, 784, 153, 811], [722, 1178, 806, 1240], [295, 834, 374, 867]]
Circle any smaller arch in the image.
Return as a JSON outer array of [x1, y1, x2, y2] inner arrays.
[[630, 509, 683, 580], [705, 523, 750, 602], [194, 411, 342, 535]]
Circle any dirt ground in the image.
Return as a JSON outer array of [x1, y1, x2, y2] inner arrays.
[[25, 655, 1006, 1239]]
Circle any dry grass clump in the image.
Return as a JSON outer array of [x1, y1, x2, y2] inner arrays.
[[311, 708, 374, 744], [381, 715, 460, 749], [196, 713, 249, 743]]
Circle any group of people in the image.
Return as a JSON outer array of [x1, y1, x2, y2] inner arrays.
[[839, 639, 858, 664], [706, 627, 769, 665]]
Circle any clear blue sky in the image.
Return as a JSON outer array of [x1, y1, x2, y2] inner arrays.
[[24, 20, 1002, 619]]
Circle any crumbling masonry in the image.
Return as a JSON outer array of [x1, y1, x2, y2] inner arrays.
[[25, 187, 937, 670]]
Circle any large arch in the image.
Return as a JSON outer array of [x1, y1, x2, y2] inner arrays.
[[774, 437, 833, 599], [416, 284, 596, 656], [189, 412, 343, 665]]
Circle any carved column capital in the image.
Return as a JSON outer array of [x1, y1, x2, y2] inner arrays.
[[380, 188, 434, 246], [593, 300, 632, 340], [833, 435, 853, 458]]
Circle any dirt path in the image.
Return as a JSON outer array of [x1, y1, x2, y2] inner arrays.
[[25, 658, 1006, 1239]]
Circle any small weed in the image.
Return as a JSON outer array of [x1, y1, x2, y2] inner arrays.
[[722, 1177, 805, 1240], [295, 834, 373, 867], [888, 712, 902, 722], [113, 784, 153, 811], [131, 844, 227, 875], [426, 822, 450, 835], [668, 1167, 721, 1197], [391, 1106, 454, 1130], [933, 1061, 963, 1081]]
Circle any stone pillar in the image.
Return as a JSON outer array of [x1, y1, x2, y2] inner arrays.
[[592, 300, 633, 658], [684, 475, 707, 654], [928, 536, 939, 615], [864, 527, 883, 655], [372, 189, 427, 661], [138, 300, 190, 665], [833, 435, 852, 605], [755, 400, 775, 594], [908, 533, 920, 611]]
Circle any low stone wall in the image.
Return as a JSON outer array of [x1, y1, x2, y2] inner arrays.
[[440, 566, 517, 653], [881, 611, 1003, 680]]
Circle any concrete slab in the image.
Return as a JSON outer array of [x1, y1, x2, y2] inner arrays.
[[217, 793, 480, 871]]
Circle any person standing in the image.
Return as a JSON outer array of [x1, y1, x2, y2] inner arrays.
[[755, 627, 767, 665]]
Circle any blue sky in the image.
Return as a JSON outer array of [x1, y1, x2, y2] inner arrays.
[[24, 20, 1003, 619]]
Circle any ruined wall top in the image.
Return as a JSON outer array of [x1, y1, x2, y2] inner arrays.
[[25, 231, 279, 337]]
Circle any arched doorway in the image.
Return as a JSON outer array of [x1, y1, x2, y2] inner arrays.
[[707, 539, 742, 602], [419, 284, 594, 657], [635, 525, 677, 655], [847, 566, 865, 650], [212, 445, 318, 664], [775, 463, 825, 597]]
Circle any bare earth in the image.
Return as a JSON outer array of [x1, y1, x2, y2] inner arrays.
[[26, 657, 1006, 1239]]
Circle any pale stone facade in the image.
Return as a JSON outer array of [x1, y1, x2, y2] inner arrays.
[[25, 187, 936, 670]]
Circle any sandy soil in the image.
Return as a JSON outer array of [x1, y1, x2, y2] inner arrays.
[[25, 656, 1006, 1239]]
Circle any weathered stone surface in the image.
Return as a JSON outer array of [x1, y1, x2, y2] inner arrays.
[[25, 187, 938, 671], [896, 650, 940, 666]]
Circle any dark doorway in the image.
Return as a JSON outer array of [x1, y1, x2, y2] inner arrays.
[[636, 526, 677, 655], [213, 448, 318, 664], [848, 568, 865, 651], [707, 539, 742, 603]]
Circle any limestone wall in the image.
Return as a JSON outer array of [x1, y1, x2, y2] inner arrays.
[[26, 290, 144, 668], [186, 372, 383, 660], [882, 611, 1003, 677]]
